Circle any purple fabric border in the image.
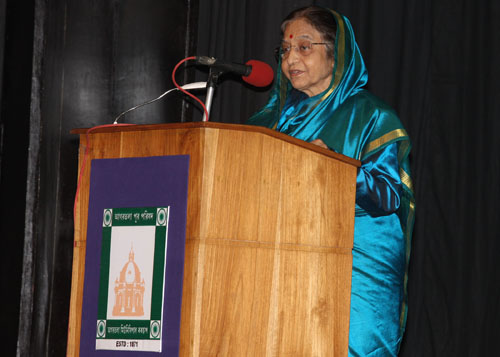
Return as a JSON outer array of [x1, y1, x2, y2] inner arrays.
[[79, 155, 189, 356]]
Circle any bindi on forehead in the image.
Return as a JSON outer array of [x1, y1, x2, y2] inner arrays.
[[283, 34, 314, 43]]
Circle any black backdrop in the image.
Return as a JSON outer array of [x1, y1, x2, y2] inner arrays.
[[1, 0, 499, 355], [0, 0, 196, 356]]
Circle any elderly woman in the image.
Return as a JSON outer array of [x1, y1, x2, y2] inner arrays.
[[247, 6, 415, 356]]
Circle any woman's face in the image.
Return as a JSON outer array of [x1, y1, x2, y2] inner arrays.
[[281, 18, 334, 97]]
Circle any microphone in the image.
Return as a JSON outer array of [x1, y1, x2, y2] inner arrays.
[[195, 56, 274, 87]]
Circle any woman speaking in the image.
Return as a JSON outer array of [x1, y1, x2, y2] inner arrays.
[[247, 6, 415, 356]]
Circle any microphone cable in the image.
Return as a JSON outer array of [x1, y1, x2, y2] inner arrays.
[[112, 88, 179, 124], [171, 56, 210, 121]]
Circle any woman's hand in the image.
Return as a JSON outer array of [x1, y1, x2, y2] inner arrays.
[[310, 138, 328, 149]]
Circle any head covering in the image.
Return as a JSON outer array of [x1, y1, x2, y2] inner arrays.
[[247, 10, 368, 142]]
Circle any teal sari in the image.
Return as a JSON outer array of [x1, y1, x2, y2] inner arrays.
[[247, 9, 415, 356]]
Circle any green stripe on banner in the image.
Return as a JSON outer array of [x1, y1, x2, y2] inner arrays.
[[97, 226, 112, 319], [151, 225, 167, 320]]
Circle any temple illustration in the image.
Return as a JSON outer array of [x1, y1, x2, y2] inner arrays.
[[112, 245, 145, 316]]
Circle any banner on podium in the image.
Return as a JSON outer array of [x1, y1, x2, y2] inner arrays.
[[80, 155, 189, 356], [95, 207, 170, 352]]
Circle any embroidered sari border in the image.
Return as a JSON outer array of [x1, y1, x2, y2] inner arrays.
[[400, 168, 413, 192], [362, 128, 408, 157]]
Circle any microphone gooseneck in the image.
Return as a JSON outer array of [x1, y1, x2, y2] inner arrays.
[[195, 56, 274, 88], [195, 56, 252, 77], [195, 56, 274, 121]]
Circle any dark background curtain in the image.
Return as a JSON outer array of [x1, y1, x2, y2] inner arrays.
[[0, 0, 196, 356], [1, 0, 499, 355]]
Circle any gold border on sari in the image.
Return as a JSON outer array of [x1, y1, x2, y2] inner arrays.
[[362, 129, 408, 158], [400, 168, 414, 192]]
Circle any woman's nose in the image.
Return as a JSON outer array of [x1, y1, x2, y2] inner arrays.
[[286, 47, 300, 64]]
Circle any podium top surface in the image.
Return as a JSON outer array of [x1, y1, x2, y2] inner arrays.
[[71, 121, 360, 167]]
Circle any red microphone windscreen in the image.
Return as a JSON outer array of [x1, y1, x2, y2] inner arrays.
[[242, 60, 274, 87]]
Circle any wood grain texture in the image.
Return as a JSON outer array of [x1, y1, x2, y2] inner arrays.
[[67, 123, 358, 356]]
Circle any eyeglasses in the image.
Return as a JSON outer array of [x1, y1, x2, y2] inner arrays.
[[276, 40, 329, 61]]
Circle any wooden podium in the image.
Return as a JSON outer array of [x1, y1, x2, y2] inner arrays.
[[68, 122, 359, 356]]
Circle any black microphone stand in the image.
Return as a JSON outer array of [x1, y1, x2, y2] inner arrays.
[[202, 68, 222, 122]]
